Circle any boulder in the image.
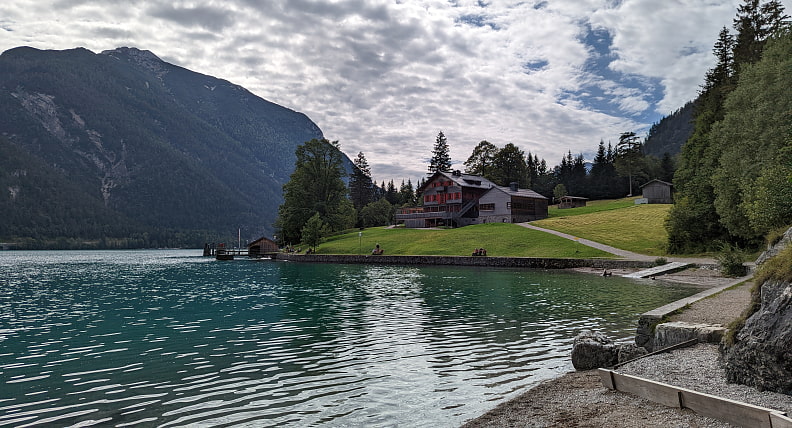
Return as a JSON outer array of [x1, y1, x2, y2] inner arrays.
[[571, 330, 617, 370], [723, 279, 792, 394], [653, 321, 726, 350], [617, 343, 648, 364]]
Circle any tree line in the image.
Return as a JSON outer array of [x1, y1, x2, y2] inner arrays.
[[666, 0, 792, 253]]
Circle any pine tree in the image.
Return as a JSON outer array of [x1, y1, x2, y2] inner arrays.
[[349, 151, 374, 211], [428, 131, 452, 173]]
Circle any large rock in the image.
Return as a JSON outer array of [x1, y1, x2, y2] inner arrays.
[[723, 225, 792, 394], [653, 321, 726, 350], [723, 279, 792, 394], [617, 343, 648, 364], [571, 330, 618, 370], [755, 227, 792, 266]]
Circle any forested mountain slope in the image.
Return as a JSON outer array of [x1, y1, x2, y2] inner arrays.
[[0, 46, 335, 248]]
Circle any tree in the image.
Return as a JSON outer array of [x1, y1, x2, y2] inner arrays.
[[464, 140, 497, 177], [275, 138, 355, 244], [398, 179, 416, 206], [615, 132, 642, 196], [360, 198, 395, 227], [349, 151, 374, 211], [491, 143, 528, 187], [301, 213, 330, 251], [428, 131, 452, 173], [553, 183, 567, 201]]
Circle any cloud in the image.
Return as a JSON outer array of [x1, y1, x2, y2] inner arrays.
[[1, 0, 789, 182], [146, 4, 236, 32]]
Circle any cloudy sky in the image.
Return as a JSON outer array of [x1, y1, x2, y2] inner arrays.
[[2, 0, 788, 183]]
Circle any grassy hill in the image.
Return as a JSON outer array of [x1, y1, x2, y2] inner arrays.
[[310, 197, 674, 258], [535, 199, 671, 256]]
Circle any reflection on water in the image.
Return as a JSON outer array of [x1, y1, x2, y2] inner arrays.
[[0, 250, 700, 427]]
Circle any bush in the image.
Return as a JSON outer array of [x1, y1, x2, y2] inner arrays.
[[654, 257, 668, 266], [717, 242, 747, 277]]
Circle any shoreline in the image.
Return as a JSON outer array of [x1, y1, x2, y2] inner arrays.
[[461, 268, 792, 427]]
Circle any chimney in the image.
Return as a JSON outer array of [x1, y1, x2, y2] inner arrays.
[[509, 182, 518, 191]]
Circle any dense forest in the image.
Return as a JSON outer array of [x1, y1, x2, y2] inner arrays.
[[0, 46, 338, 249], [667, 0, 792, 253]]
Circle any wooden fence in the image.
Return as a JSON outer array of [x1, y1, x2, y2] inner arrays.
[[599, 369, 792, 428]]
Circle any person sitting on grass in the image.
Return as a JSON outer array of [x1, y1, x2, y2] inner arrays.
[[372, 244, 383, 255]]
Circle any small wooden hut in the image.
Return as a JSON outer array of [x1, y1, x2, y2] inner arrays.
[[640, 179, 673, 204], [558, 196, 588, 209], [248, 236, 279, 258]]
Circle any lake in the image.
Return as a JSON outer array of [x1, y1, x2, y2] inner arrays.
[[0, 250, 701, 427]]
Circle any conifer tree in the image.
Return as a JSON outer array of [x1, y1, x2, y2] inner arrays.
[[428, 131, 452, 173], [349, 151, 374, 211]]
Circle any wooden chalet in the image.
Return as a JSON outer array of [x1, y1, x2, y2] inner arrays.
[[640, 179, 673, 204], [558, 195, 588, 209], [394, 171, 548, 228]]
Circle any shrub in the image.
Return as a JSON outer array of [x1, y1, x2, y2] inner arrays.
[[654, 257, 667, 266], [717, 242, 747, 277]]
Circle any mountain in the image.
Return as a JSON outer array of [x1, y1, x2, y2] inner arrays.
[[0, 46, 339, 248], [642, 100, 695, 158]]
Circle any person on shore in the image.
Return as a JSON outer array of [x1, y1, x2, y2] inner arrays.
[[372, 244, 383, 255]]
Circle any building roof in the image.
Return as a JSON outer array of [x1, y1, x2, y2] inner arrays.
[[418, 171, 496, 192], [489, 185, 548, 199], [560, 195, 588, 200], [640, 179, 673, 188]]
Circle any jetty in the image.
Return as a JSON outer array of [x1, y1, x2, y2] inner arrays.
[[622, 261, 693, 279]]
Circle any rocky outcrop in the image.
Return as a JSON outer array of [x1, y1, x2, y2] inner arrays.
[[723, 226, 792, 394], [755, 227, 792, 266], [572, 330, 618, 370], [653, 322, 725, 349], [723, 278, 792, 394], [571, 331, 649, 370]]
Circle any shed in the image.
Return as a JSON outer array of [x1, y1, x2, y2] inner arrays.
[[248, 236, 279, 257], [640, 179, 673, 204], [558, 196, 588, 209]]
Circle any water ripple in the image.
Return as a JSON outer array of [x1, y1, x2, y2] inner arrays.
[[0, 250, 703, 427]]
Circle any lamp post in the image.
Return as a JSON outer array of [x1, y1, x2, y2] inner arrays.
[[358, 231, 362, 255]]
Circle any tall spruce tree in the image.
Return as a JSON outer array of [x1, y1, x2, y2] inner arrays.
[[428, 131, 452, 173], [349, 151, 374, 211]]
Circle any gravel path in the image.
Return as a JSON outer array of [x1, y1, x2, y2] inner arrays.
[[461, 272, 792, 427]]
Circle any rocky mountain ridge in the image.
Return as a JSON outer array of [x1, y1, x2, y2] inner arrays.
[[0, 46, 338, 247]]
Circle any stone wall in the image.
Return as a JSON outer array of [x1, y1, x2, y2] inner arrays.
[[271, 253, 654, 270]]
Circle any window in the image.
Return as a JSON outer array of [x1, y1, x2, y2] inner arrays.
[[480, 203, 495, 211]]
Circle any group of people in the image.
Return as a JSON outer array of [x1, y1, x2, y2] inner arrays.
[[472, 248, 488, 256]]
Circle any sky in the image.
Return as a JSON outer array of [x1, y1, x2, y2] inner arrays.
[[2, 0, 789, 184]]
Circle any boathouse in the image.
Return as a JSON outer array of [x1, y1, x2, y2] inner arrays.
[[394, 171, 548, 228], [248, 236, 279, 257]]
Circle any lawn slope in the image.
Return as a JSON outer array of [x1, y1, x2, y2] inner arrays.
[[533, 203, 672, 256], [318, 223, 612, 258]]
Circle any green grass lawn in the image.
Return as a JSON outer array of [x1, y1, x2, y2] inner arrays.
[[547, 197, 639, 218], [534, 203, 672, 256], [316, 223, 612, 258]]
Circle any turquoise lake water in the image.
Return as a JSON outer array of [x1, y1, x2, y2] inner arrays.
[[0, 250, 702, 427]]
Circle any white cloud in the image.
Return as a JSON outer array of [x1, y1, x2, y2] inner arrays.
[[1, 0, 789, 181]]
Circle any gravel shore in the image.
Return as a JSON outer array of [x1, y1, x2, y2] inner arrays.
[[461, 269, 792, 427]]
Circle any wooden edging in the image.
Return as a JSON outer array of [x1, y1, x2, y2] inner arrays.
[[599, 369, 792, 428]]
